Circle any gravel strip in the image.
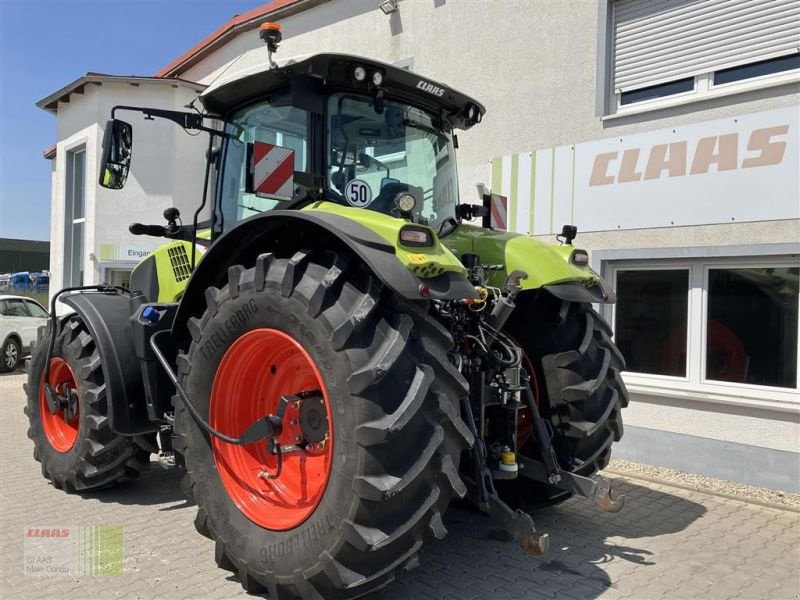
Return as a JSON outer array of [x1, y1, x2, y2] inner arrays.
[[604, 458, 800, 511]]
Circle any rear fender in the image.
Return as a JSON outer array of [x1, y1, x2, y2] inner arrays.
[[61, 291, 157, 435], [172, 210, 477, 346]]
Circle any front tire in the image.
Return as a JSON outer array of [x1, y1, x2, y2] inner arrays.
[[175, 251, 473, 599], [24, 319, 154, 492]]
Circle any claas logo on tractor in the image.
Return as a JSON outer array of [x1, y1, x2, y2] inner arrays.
[[26, 22, 627, 599]]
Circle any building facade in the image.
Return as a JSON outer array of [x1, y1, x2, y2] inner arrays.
[[40, 0, 800, 491], [38, 76, 207, 292]]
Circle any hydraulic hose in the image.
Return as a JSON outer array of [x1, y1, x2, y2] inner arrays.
[[149, 330, 280, 446]]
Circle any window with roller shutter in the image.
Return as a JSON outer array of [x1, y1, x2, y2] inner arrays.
[[609, 0, 800, 113]]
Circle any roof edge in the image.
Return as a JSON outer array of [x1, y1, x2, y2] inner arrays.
[[155, 0, 326, 78], [36, 74, 206, 115]]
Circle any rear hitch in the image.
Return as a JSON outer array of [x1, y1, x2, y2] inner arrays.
[[485, 493, 549, 556], [517, 456, 625, 513], [459, 395, 550, 556], [593, 476, 625, 513]]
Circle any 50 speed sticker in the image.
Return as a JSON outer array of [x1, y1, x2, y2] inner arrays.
[[345, 179, 372, 208]]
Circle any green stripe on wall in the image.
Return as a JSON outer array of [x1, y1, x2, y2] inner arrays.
[[509, 154, 519, 231]]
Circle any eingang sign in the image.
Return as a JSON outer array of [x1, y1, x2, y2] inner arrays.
[[490, 106, 799, 234], [98, 244, 155, 262]]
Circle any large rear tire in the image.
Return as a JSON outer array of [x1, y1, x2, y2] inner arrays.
[[174, 251, 473, 599], [502, 293, 628, 508], [24, 319, 154, 492]]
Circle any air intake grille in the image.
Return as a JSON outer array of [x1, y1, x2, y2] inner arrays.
[[167, 245, 192, 282]]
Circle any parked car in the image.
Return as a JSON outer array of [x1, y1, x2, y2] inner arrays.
[[0, 295, 49, 372]]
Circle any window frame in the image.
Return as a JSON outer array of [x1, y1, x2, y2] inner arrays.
[[699, 258, 799, 391], [607, 254, 800, 407], [603, 0, 800, 118], [611, 262, 693, 383], [64, 145, 87, 287]]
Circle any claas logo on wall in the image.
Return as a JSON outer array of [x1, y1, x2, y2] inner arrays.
[[590, 125, 789, 186]]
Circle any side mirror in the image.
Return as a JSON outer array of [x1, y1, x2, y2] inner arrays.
[[99, 119, 133, 189]]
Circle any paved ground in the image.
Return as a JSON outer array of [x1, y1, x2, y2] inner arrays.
[[2, 370, 799, 600]]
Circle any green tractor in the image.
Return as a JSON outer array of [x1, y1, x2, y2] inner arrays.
[[26, 25, 627, 599]]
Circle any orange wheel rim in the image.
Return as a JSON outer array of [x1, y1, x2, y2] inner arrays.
[[210, 329, 334, 530], [39, 357, 80, 453]]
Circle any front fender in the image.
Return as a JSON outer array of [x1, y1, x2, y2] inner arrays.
[[444, 224, 612, 297], [505, 235, 597, 290], [172, 210, 477, 346]]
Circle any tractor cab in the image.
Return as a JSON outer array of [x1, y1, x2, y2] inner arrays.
[[101, 47, 485, 244]]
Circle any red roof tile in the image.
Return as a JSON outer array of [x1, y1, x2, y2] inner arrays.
[[155, 0, 306, 78]]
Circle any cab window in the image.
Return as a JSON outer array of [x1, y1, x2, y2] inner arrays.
[[220, 102, 309, 229]]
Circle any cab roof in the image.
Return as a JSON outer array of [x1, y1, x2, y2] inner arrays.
[[199, 51, 486, 130]]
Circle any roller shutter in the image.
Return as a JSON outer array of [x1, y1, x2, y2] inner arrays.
[[613, 0, 800, 92]]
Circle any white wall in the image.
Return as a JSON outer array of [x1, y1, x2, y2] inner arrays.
[[49, 80, 208, 308]]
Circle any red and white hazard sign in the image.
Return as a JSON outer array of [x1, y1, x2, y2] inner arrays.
[[490, 193, 507, 230], [251, 141, 295, 200]]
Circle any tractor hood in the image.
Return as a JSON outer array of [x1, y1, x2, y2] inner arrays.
[[443, 224, 614, 301], [199, 51, 485, 130]]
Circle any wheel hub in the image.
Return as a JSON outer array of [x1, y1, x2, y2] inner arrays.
[[39, 358, 80, 453], [299, 395, 329, 443], [209, 328, 334, 531]]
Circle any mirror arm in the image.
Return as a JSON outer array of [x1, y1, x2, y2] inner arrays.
[[111, 105, 220, 135]]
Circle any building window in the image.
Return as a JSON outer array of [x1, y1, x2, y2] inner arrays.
[[706, 266, 798, 388], [713, 54, 800, 86], [611, 259, 799, 394], [610, 0, 800, 113], [615, 269, 689, 377], [64, 147, 86, 286]]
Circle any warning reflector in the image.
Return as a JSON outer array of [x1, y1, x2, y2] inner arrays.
[[490, 193, 507, 230], [250, 141, 294, 200]]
